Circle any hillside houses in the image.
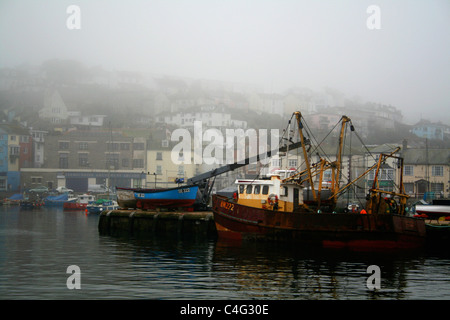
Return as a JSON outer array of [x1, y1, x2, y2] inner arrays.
[[0, 63, 448, 199]]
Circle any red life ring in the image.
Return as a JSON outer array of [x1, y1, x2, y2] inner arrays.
[[268, 194, 278, 206]]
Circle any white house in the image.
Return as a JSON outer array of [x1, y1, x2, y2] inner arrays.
[[38, 90, 69, 123], [68, 111, 107, 127]]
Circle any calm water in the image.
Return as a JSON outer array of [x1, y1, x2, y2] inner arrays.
[[0, 206, 449, 300]]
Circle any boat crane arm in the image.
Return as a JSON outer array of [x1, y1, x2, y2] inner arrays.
[[330, 147, 402, 199], [186, 141, 303, 185]]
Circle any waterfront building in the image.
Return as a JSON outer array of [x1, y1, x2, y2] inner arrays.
[[402, 147, 450, 199], [20, 128, 146, 192], [0, 124, 32, 192]]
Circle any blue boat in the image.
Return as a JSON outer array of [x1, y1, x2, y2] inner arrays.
[[44, 194, 71, 206], [86, 199, 119, 214], [134, 185, 199, 210]]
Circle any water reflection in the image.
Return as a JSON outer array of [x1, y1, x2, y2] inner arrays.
[[210, 241, 426, 300], [0, 207, 449, 300]]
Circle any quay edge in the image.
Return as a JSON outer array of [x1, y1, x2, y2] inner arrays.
[[98, 209, 217, 239]]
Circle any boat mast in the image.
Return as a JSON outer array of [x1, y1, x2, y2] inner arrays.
[[367, 150, 409, 215], [332, 116, 352, 201], [294, 111, 316, 200]]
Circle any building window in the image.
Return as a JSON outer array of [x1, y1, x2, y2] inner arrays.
[[10, 146, 20, 156], [59, 153, 68, 169], [431, 183, 444, 193], [156, 152, 163, 160], [79, 153, 89, 167], [120, 143, 130, 150], [133, 159, 144, 168], [59, 141, 69, 149], [404, 165, 414, 176], [370, 168, 394, 180], [133, 143, 145, 150], [432, 166, 443, 176], [31, 177, 43, 184], [380, 169, 394, 180], [122, 158, 129, 167], [404, 183, 414, 194], [288, 159, 298, 168], [272, 159, 281, 167], [106, 154, 119, 169], [0, 178, 6, 190], [178, 165, 184, 175], [107, 143, 119, 151], [79, 142, 88, 150], [156, 165, 162, 175]]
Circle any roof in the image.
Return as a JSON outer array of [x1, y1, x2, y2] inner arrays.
[[0, 123, 30, 136], [403, 148, 450, 165], [367, 143, 400, 154]]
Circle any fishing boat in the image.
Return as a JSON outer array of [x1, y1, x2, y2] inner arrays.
[[212, 112, 426, 251], [63, 194, 96, 210], [134, 185, 199, 210], [86, 199, 119, 214]]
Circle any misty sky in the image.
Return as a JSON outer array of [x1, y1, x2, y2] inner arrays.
[[1, 0, 449, 124]]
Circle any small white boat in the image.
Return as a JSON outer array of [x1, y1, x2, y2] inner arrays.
[[415, 200, 450, 219]]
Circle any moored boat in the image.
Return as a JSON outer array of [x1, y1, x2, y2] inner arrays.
[[212, 112, 427, 251], [20, 199, 44, 209], [63, 194, 96, 210], [116, 187, 165, 209], [134, 185, 199, 210], [86, 199, 119, 214], [415, 200, 450, 220], [44, 194, 70, 206]]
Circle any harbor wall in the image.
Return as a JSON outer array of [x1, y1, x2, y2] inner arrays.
[[98, 210, 217, 239]]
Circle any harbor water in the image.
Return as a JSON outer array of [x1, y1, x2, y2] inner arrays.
[[1, 206, 449, 300]]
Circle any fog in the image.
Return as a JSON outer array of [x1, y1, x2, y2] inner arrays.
[[1, 0, 449, 124]]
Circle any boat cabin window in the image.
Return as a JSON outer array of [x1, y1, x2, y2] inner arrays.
[[246, 185, 253, 194], [262, 185, 269, 195], [284, 186, 288, 197], [239, 185, 245, 194], [254, 185, 260, 194]]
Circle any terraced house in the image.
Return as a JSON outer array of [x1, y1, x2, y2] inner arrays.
[[402, 147, 450, 199]]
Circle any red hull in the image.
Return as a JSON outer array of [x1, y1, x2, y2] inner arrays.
[[63, 203, 88, 210], [212, 195, 426, 251]]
